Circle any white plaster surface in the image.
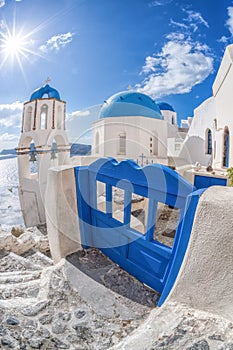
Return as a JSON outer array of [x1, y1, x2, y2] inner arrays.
[[167, 186, 233, 320], [45, 166, 82, 263]]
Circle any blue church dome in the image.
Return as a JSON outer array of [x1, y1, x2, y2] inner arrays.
[[99, 91, 163, 120], [30, 84, 61, 101], [158, 102, 175, 112]]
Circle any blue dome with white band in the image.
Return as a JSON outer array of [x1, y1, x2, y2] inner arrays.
[[30, 84, 60, 101], [99, 91, 163, 120], [158, 102, 175, 112]]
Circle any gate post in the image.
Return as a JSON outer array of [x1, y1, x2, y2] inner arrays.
[[45, 165, 82, 263]]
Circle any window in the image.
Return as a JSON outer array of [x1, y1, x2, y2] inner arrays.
[[171, 116, 175, 125], [205, 129, 212, 155], [118, 133, 126, 155], [175, 143, 181, 151], [40, 104, 48, 129], [223, 126, 229, 168]]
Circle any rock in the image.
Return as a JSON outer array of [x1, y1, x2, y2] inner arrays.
[[11, 226, 24, 238], [219, 344, 233, 350], [20, 300, 48, 316], [208, 334, 224, 341], [11, 232, 34, 255], [11, 330, 21, 340], [19, 341, 27, 350], [52, 337, 70, 349], [22, 319, 38, 329], [28, 336, 45, 349], [58, 311, 71, 321], [6, 316, 19, 326], [0, 325, 7, 336], [39, 313, 53, 325], [22, 328, 36, 339], [1, 334, 18, 348], [0, 234, 17, 251], [186, 339, 210, 350], [51, 320, 66, 334], [74, 310, 86, 319], [38, 327, 51, 339], [72, 325, 93, 342]]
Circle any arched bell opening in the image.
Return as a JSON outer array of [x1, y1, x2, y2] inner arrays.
[[29, 141, 38, 175], [50, 139, 58, 166]]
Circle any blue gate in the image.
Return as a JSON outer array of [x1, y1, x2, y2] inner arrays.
[[74, 158, 204, 305]]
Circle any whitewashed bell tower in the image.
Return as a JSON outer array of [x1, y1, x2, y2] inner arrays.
[[16, 80, 71, 227]]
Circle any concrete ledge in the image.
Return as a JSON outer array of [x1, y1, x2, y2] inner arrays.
[[168, 186, 233, 320], [45, 166, 82, 263]]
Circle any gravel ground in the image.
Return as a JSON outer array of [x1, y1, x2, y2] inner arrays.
[[0, 225, 233, 350]]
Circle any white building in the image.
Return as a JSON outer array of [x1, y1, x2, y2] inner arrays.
[[180, 44, 233, 170], [16, 83, 70, 227], [91, 91, 180, 166]]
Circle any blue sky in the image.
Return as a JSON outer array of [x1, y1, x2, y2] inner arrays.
[[0, 0, 233, 148]]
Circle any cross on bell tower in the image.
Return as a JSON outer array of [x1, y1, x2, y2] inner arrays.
[[45, 77, 51, 85]]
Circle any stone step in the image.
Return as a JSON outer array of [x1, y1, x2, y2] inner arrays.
[[25, 251, 53, 268], [0, 252, 43, 272], [0, 279, 40, 300], [0, 296, 40, 309], [0, 270, 41, 284]]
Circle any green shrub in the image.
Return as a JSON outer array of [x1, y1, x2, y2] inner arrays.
[[227, 167, 233, 186]]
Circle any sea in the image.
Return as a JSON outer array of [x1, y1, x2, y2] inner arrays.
[[0, 156, 24, 231]]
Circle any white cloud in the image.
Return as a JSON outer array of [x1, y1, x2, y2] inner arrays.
[[166, 32, 185, 41], [148, 0, 173, 7], [69, 109, 90, 121], [226, 6, 233, 36], [171, 10, 209, 34], [66, 105, 101, 144], [0, 133, 18, 142], [0, 101, 23, 111], [217, 7, 233, 44], [185, 10, 209, 30], [136, 37, 213, 99], [0, 101, 23, 128], [0, 1, 5, 7], [218, 35, 228, 43], [0, 133, 19, 150], [170, 19, 188, 31], [39, 32, 74, 53]]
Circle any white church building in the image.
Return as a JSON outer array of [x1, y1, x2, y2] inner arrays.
[[91, 91, 182, 166], [17, 44, 233, 228]]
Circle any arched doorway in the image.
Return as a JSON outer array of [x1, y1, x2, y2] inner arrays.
[[223, 126, 229, 167]]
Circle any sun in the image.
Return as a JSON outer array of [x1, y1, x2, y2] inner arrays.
[[2, 32, 26, 58], [0, 26, 30, 68], [0, 21, 44, 75]]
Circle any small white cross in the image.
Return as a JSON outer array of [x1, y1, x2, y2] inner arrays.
[[45, 77, 51, 84]]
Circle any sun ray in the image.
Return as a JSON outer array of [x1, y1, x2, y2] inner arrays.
[[0, 20, 47, 72]]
